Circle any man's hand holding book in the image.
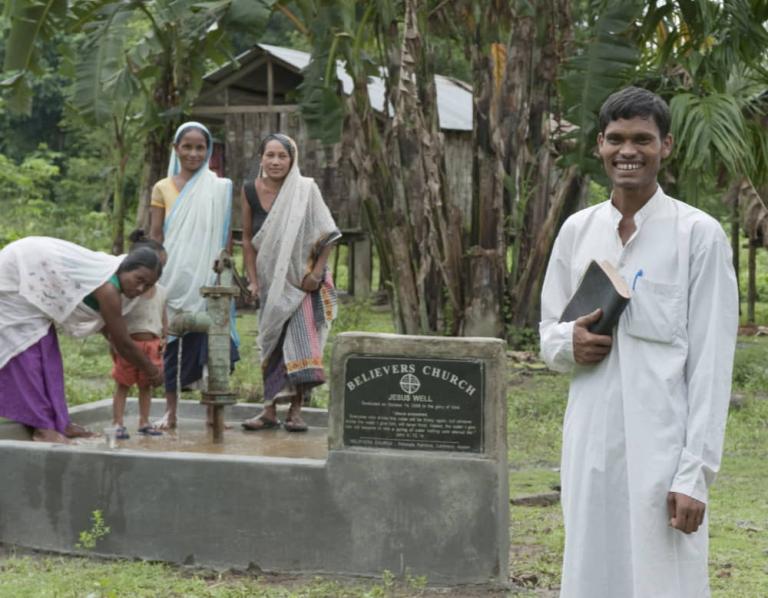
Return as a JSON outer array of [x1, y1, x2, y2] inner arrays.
[[572, 308, 613, 365]]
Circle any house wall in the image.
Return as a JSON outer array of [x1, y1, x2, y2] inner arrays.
[[443, 131, 473, 226]]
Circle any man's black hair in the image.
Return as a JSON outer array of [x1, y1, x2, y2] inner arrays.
[[598, 86, 671, 138]]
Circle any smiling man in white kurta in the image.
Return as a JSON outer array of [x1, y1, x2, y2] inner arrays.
[[540, 87, 738, 597]]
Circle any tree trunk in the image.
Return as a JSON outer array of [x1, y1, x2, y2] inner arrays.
[[110, 120, 128, 255], [135, 65, 179, 232], [465, 1, 570, 337], [509, 167, 586, 326], [748, 240, 756, 324], [136, 123, 177, 231], [392, 0, 464, 334], [505, 0, 572, 330], [464, 28, 510, 338], [111, 158, 127, 255], [726, 182, 741, 315]]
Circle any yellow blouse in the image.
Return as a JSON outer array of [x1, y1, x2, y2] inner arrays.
[[150, 177, 180, 217]]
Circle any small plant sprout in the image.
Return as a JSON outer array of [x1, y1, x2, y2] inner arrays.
[[76, 510, 111, 550]]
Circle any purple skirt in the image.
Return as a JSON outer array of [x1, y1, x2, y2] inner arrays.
[[0, 326, 69, 433]]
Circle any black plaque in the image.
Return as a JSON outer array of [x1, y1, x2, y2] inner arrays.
[[343, 355, 484, 453]]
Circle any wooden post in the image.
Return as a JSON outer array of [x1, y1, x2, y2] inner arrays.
[[748, 239, 757, 324], [333, 244, 342, 291], [267, 57, 275, 130]]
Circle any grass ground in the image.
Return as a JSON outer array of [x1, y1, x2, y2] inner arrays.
[[0, 552, 438, 598], [1, 301, 766, 597]]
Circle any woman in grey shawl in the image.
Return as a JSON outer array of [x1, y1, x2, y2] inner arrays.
[[241, 134, 341, 432]]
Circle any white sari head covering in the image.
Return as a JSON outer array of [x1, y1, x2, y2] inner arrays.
[[253, 135, 341, 363], [167, 121, 214, 177], [160, 121, 233, 323]]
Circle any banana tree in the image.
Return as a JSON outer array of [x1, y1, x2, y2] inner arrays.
[[66, 4, 140, 254], [285, 0, 468, 335], [560, 0, 768, 198], [431, 0, 577, 331], [3, 0, 276, 252], [642, 0, 768, 197], [295, 0, 581, 334], [2, 0, 68, 113]]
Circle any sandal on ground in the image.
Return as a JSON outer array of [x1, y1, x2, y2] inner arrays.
[[115, 426, 130, 440], [137, 425, 162, 436], [283, 416, 308, 433], [241, 416, 281, 431]]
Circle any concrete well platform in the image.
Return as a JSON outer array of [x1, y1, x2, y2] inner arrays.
[[0, 333, 508, 586]]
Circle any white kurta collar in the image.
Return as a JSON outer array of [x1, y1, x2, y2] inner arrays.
[[609, 184, 664, 219], [631, 185, 665, 227], [607, 185, 665, 235]]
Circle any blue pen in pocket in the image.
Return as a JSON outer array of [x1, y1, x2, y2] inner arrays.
[[632, 269, 644, 291]]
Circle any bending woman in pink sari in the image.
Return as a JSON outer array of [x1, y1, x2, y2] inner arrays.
[[0, 237, 164, 443], [241, 134, 340, 433]]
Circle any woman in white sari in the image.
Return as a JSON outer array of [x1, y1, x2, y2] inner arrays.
[[241, 134, 340, 432], [149, 121, 238, 429], [0, 237, 164, 443]]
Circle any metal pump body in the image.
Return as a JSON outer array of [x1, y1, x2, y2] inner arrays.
[[168, 250, 240, 443]]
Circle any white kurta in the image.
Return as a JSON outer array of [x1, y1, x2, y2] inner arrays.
[[539, 187, 738, 598]]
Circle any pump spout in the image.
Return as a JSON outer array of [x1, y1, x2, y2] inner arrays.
[[168, 312, 211, 336]]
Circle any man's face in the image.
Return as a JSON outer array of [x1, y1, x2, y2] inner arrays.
[[597, 116, 672, 196]]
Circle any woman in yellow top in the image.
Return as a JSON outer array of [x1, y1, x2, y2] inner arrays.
[[149, 121, 239, 429]]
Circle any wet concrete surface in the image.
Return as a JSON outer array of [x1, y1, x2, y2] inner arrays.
[[75, 417, 329, 459]]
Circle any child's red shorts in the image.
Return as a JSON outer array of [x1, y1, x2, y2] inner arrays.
[[111, 338, 164, 388]]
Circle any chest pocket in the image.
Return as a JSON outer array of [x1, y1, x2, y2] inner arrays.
[[624, 278, 684, 343]]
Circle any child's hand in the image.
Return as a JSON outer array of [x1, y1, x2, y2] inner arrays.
[[147, 366, 163, 387]]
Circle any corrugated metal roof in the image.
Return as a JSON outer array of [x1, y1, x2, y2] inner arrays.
[[252, 44, 472, 132]]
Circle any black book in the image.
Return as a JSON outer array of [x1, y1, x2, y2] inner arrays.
[[559, 260, 631, 335]]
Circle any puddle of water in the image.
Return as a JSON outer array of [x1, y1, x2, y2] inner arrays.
[[74, 417, 328, 459]]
